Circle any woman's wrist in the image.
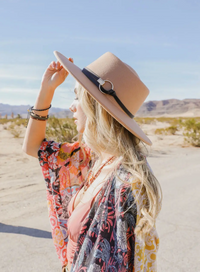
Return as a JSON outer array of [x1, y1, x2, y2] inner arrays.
[[38, 86, 55, 102], [40, 84, 56, 95], [33, 87, 55, 116]]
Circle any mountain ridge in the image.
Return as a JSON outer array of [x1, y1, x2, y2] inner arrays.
[[0, 98, 200, 118]]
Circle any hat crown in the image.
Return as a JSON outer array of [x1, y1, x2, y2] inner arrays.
[[54, 50, 152, 145], [86, 52, 149, 115]]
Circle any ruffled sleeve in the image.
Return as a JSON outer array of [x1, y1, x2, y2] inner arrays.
[[38, 138, 92, 267]]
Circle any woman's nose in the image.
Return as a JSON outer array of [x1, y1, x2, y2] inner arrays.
[[69, 102, 76, 112]]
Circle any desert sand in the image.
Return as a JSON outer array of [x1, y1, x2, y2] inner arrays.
[[0, 122, 199, 272]]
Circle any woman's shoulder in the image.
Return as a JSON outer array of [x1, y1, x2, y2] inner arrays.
[[57, 141, 92, 167], [113, 163, 144, 210], [38, 139, 92, 171], [57, 141, 81, 161], [115, 163, 137, 188]]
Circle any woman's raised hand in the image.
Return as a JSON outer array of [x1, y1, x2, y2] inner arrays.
[[41, 58, 73, 91]]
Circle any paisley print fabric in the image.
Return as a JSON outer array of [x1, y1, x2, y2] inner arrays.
[[38, 138, 159, 271]]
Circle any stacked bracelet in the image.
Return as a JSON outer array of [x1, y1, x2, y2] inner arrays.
[[30, 104, 51, 111], [30, 112, 49, 121], [27, 104, 51, 123]]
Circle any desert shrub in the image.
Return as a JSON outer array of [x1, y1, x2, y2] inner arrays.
[[156, 117, 173, 123], [170, 118, 184, 128], [135, 117, 200, 125], [46, 116, 77, 142], [165, 125, 178, 135], [154, 125, 178, 135], [156, 117, 184, 126], [8, 123, 22, 138], [135, 117, 156, 125], [0, 117, 27, 126], [11, 118, 27, 127], [0, 118, 11, 125], [154, 128, 166, 135], [183, 119, 200, 147]]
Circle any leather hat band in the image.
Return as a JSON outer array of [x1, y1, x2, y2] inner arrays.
[[82, 68, 134, 119]]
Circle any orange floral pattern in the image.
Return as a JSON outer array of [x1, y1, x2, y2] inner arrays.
[[38, 138, 159, 271]]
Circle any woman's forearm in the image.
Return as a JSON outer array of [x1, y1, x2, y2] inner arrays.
[[22, 58, 73, 158], [22, 87, 56, 158]]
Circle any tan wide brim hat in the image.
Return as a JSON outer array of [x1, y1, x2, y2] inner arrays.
[[54, 51, 152, 146]]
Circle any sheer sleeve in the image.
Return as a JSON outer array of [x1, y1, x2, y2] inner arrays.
[[38, 138, 92, 267]]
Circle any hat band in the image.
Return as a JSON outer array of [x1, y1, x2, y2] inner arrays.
[[82, 68, 134, 119]]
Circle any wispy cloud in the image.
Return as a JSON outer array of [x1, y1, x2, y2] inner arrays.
[[0, 87, 39, 94], [0, 34, 177, 51], [0, 84, 76, 108], [147, 86, 200, 101], [0, 64, 43, 81], [130, 60, 200, 100], [135, 60, 200, 84], [1, 60, 199, 107]]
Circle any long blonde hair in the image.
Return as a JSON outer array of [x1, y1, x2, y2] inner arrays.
[[75, 82, 162, 240]]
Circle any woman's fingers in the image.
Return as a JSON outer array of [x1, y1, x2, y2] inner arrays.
[[57, 61, 61, 69], [49, 61, 56, 70], [48, 61, 60, 71], [49, 58, 73, 70], [42, 58, 73, 89]]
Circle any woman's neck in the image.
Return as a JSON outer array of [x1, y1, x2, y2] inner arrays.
[[101, 151, 114, 162]]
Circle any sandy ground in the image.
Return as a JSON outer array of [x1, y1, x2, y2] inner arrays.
[[0, 122, 200, 272]]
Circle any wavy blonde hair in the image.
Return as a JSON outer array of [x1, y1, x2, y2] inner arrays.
[[75, 82, 162, 240]]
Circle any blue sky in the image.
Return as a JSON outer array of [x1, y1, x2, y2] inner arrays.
[[0, 0, 199, 109]]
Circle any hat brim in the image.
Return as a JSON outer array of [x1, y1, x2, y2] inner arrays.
[[54, 51, 152, 146]]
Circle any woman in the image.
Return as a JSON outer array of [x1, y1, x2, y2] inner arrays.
[[23, 51, 162, 272]]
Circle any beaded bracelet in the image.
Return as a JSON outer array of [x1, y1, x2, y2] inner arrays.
[[30, 115, 47, 121], [26, 104, 51, 127], [30, 104, 51, 111], [30, 111, 49, 121]]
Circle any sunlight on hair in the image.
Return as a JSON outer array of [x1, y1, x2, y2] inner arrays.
[[74, 82, 162, 240]]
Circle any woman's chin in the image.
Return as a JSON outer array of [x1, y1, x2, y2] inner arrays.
[[77, 125, 85, 134]]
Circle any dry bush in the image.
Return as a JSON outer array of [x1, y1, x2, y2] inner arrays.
[[155, 125, 178, 135], [5, 115, 26, 138], [13, 118, 27, 127], [46, 116, 77, 142], [135, 117, 156, 125], [135, 117, 185, 126], [0, 117, 27, 127], [154, 128, 166, 135], [170, 118, 184, 128], [8, 123, 22, 138], [0, 118, 11, 125], [165, 125, 178, 135], [183, 119, 200, 147], [155, 117, 173, 123], [155, 117, 184, 127]]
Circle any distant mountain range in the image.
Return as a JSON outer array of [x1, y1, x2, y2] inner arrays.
[[0, 98, 200, 118], [0, 103, 73, 118], [136, 98, 200, 117]]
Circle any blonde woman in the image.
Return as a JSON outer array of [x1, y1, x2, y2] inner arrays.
[[23, 51, 162, 272]]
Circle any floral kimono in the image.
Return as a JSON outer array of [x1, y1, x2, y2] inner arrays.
[[38, 139, 159, 272]]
